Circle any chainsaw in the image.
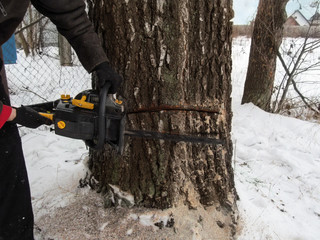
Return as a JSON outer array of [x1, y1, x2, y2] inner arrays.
[[30, 83, 224, 154]]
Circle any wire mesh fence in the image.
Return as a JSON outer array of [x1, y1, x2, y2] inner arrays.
[[2, 8, 91, 107]]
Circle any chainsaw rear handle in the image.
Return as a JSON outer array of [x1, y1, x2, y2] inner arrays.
[[85, 82, 111, 150]]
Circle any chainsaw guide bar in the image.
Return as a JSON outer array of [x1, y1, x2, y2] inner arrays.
[[124, 129, 224, 145]]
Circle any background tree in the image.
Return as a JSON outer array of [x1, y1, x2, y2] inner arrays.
[[241, 0, 289, 111], [88, 1, 237, 237], [15, 5, 48, 57], [273, 1, 320, 115], [58, 33, 73, 66]]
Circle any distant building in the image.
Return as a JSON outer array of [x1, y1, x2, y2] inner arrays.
[[285, 10, 310, 26], [310, 12, 320, 26]]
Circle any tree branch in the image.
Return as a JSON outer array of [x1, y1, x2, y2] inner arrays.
[[291, 79, 319, 113], [15, 16, 46, 34]]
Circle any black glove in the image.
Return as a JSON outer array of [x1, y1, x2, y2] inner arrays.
[[13, 106, 53, 129], [93, 61, 123, 94]]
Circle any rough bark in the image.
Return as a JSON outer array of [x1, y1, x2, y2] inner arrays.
[[88, 0, 236, 233], [241, 0, 289, 111]]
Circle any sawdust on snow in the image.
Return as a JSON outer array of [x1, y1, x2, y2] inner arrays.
[[34, 189, 234, 240]]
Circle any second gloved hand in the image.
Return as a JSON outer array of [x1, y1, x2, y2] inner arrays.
[[93, 61, 123, 94], [13, 106, 53, 129]]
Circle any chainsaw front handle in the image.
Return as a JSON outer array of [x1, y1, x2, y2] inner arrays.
[[85, 82, 111, 150]]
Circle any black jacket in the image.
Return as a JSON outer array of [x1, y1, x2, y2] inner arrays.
[[0, 0, 108, 72]]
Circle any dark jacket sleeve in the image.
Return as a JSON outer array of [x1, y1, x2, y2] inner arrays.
[[31, 0, 108, 72]]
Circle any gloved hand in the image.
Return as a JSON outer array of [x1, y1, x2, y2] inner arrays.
[[93, 61, 123, 94], [13, 106, 53, 129]]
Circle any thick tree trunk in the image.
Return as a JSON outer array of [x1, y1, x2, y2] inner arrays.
[[88, 0, 236, 236], [241, 0, 288, 111]]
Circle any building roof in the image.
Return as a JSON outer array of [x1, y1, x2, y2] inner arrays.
[[287, 10, 310, 26]]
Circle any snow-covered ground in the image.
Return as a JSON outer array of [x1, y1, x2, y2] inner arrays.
[[232, 37, 320, 240], [8, 37, 320, 239], [234, 104, 320, 240]]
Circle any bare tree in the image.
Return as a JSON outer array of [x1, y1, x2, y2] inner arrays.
[[15, 5, 50, 56], [241, 0, 289, 111], [87, 0, 237, 238], [273, 2, 320, 114]]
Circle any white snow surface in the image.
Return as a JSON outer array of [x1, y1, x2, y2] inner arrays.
[[21, 129, 89, 219], [13, 37, 320, 239]]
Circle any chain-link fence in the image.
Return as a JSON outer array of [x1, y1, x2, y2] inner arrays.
[[2, 7, 91, 107]]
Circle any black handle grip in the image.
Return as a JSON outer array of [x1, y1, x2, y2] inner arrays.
[[85, 82, 111, 150]]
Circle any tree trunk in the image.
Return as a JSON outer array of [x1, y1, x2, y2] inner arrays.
[[17, 30, 30, 57], [241, 0, 288, 111], [27, 5, 36, 56], [88, 0, 237, 236], [58, 33, 73, 66]]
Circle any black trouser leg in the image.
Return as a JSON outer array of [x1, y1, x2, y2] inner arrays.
[[0, 123, 34, 240]]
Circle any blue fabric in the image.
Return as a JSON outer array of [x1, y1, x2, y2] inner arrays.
[[1, 35, 17, 64]]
